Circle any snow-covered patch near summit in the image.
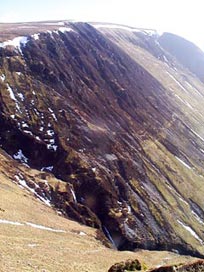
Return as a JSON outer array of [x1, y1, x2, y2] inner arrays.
[[58, 27, 75, 33], [32, 33, 40, 40], [0, 36, 28, 54]]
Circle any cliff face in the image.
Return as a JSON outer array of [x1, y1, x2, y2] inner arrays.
[[1, 21, 204, 257]]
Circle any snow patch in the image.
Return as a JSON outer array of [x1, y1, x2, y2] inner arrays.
[[14, 174, 51, 207], [0, 219, 23, 226], [17, 92, 24, 101], [58, 27, 74, 33], [32, 33, 40, 40], [0, 36, 28, 54], [174, 94, 193, 110], [0, 74, 6, 81], [0, 219, 66, 233], [105, 154, 117, 161], [25, 222, 66, 233], [79, 231, 86, 236], [92, 167, 96, 172], [48, 108, 57, 121], [191, 210, 204, 225], [41, 166, 53, 172], [13, 149, 28, 163], [7, 84, 16, 101], [47, 129, 55, 136], [166, 72, 187, 92], [175, 156, 191, 169], [177, 220, 203, 244], [191, 129, 204, 142]]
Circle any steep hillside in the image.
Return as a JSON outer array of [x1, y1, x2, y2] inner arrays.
[[1, 21, 204, 260], [0, 148, 200, 271], [159, 32, 204, 82]]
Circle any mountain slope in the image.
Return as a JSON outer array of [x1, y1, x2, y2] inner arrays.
[[159, 32, 204, 82], [1, 147, 200, 272], [1, 21, 204, 259]]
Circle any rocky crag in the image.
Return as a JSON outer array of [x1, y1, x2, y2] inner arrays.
[[1, 21, 204, 258]]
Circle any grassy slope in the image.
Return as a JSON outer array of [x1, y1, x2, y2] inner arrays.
[[0, 150, 199, 272]]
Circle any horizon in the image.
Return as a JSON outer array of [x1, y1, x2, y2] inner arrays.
[[0, 0, 203, 50]]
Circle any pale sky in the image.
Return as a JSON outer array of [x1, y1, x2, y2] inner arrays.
[[0, 0, 203, 49]]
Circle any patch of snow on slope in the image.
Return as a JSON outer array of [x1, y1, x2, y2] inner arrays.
[[177, 220, 203, 244], [175, 156, 191, 169], [191, 210, 204, 225], [174, 94, 193, 110], [0, 74, 6, 81], [25, 222, 66, 233], [14, 174, 51, 206], [191, 129, 204, 142], [13, 149, 28, 163], [58, 27, 74, 33], [7, 84, 16, 101], [32, 33, 40, 40], [166, 72, 187, 93], [41, 166, 53, 172], [0, 219, 66, 233], [17, 92, 25, 101], [48, 107, 57, 121], [105, 154, 117, 161], [0, 36, 28, 54], [0, 219, 23, 226]]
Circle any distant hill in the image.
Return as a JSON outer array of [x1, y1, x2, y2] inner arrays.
[[159, 32, 204, 82]]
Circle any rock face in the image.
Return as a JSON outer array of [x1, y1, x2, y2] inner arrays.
[[1, 21, 204, 257], [149, 260, 204, 272]]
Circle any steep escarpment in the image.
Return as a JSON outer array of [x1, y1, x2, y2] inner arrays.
[[1, 21, 204, 257]]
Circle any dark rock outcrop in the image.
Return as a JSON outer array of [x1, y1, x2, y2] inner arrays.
[[149, 260, 204, 272], [108, 259, 142, 272]]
